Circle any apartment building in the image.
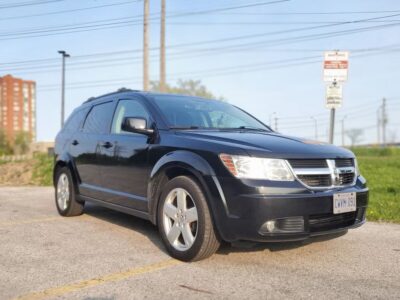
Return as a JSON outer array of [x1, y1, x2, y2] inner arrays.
[[0, 74, 36, 143]]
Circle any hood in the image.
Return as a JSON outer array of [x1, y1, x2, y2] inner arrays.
[[175, 130, 354, 159]]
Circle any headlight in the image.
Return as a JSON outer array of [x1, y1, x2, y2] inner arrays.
[[219, 154, 294, 181]]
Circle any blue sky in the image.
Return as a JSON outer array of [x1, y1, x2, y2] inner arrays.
[[1, 0, 399, 145]]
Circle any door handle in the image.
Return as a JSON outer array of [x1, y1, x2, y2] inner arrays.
[[71, 140, 79, 146], [101, 141, 113, 149]]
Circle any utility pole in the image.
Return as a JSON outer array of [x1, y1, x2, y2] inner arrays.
[[329, 108, 335, 144], [310, 116, 318, 140], [377, 107, 381, 146], [382, 97, 387, 147], [328, 80, 337, 144], [269, 112, 276, 129], [58, 50, 70, 128], [274, 117, 278, 131], [143, 0, 149, 91], [341, 115, 347, 147], [159, 0, 166, 92]]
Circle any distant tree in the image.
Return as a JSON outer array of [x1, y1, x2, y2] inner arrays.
[[14, 131, 30, 155], [0, 129, 12, 155], [150, 79, 224, 100], [346, 128, 364, 146]]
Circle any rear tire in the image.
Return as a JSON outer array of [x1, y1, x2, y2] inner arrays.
[[157, 176, 220, 261], [55, 167, 84, 217]]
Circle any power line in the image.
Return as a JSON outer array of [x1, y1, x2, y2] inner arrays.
[[0, 9, 398, 44], [0, 44, 396, 68], [217, 10, 400, 15], [35, 49, 400, 92], [8, 45, 400, 78], [164, 20, 400, 26], [0, 0, 63, 9], [0, 0, 141, 21]]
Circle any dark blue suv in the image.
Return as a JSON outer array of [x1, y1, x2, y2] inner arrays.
[[54, 90, 368, 261]]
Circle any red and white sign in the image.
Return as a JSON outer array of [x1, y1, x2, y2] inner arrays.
[[323, 51, 349, 82]]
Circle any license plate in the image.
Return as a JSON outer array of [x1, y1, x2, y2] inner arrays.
[[333, 192, 356, 214]]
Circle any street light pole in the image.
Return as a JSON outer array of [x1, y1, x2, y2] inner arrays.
[[58, 50, 70, 128], [310, 116, 318, 140]]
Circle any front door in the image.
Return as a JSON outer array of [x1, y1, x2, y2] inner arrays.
[[99, 99, 153, 211]]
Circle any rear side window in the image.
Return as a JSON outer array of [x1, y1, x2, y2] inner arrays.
[[83, 102, 114, 134], [63, 108, 88, 133]]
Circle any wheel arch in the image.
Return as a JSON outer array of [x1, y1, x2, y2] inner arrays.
[[53, 154, 80, 195], [148, 151, 218, 226]]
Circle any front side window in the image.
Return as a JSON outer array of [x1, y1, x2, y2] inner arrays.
[[83, 101, 114, 134], [152, 95, 269, 130], [111, 100, 150, 134]]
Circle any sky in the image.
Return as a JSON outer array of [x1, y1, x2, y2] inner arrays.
[[0, 0, 399, 145]]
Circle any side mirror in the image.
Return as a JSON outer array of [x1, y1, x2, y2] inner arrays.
[[121, 117, 154, 136]]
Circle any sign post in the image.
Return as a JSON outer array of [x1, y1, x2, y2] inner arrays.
[[323, 51, 348, 144]]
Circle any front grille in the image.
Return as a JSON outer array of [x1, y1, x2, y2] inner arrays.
[[309, 212, 356, 232], [297, 175, 331, 187], [289, 158, 356, 189], [288, 159, 327, 168], [335, 158, 354, 167], [339, 173, 355, 185]]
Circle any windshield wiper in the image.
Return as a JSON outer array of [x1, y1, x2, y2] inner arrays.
[[169, 126, 201, 130], [224, 126, 270, 132]]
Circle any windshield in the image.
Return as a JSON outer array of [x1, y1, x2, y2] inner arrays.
[[152, 95, 270, 131]]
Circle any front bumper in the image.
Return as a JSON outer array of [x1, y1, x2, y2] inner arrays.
[[208, 176, 368, 243]]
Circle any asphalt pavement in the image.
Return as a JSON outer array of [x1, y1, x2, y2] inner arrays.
[[0, 187, 399, 300]]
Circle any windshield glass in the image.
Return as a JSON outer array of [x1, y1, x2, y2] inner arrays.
[[152, 95, 270, 131]]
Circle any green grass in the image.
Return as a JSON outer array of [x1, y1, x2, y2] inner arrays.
[[31, 153, 54, 186], [352, 147, 400, 223]]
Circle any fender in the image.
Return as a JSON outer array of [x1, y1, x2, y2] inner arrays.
[[147, 150, 218, 224]]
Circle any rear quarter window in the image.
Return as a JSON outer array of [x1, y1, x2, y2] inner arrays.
[[83, 101, 114, 134], [63, 107, 89, 133]]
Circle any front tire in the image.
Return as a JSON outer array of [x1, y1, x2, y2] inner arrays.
[[157, 176, 220, 261], [55, 167, 84, 217]]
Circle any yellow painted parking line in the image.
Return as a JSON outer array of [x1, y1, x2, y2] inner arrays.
[[0, 216, 60, 227], [14, 259, 181, 300]]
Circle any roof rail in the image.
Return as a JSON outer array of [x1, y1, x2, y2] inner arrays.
[[83, 88, 142, 104], [83, 97, 96, 104]]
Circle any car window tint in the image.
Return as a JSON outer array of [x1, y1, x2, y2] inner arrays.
[[208, 111, 245, 128], [111, 100, 150, 134], [152, 95, 269, 130], [83, 102, 114, 134], [63, 108, 88, 133]]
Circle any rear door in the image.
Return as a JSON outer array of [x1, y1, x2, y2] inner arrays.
[[73, 100, 115, 199], [98, 98, 153, 211]]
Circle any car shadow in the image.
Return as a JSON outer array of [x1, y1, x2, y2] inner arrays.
[[83, 203, 348, 256], [83, 203, 166, 253], [218, 230, 348, 255]]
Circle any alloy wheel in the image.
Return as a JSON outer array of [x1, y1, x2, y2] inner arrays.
[[57, 173, 70, 211], [162, 188, 198, 251]]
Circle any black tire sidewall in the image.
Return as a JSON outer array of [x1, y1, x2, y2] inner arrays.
[[157, 176, 210, 261]]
